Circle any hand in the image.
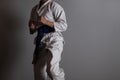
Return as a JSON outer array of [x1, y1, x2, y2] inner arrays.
[[30, 23, 36, 30], [29, 20, 35, 29], [38, 16, 47, 25], [38, 16, 54, 27], [28, 20, 36, 34]]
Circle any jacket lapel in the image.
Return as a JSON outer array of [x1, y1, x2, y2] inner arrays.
[[37, 0, 52, 16]]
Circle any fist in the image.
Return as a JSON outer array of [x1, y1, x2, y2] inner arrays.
[[29, 20, 35, 29], [28, 20, 36, 34], [38, 16, 47, 25], [30, 23, 35, 30]]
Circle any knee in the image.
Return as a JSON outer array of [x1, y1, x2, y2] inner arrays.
[[50, 64, 63, 76], [50, 67, 65, 80]]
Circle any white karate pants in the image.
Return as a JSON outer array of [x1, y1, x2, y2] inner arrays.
[[33, 41, 65, 80]]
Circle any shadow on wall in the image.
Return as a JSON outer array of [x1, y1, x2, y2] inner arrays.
[[0, 1, 23, 80]]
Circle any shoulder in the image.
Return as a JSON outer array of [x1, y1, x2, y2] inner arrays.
[[50, 1, 64, 11], [31, 4, 38, 12]]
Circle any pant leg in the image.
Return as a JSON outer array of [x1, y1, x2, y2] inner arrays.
[[33, 48, 52, 80], [47, 41, 65, 80], [33, 41, 65, 80], [33, 62, 47, 80]]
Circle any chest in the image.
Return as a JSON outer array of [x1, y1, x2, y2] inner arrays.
[[34, 5, 54, 22]]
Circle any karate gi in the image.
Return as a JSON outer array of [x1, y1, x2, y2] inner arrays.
[[29, 0, 67, 80]]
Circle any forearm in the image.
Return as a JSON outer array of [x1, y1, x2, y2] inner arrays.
[[28, 20, 37, 34], [45, 20, 54, 28], [38, 16, 54, 28]]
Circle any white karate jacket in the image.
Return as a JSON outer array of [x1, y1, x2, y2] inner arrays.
[[29, 0, 68, 51], [30, 0, 67, 79]]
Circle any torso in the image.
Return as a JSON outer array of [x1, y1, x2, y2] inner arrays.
[[32, 1, 64, 49]]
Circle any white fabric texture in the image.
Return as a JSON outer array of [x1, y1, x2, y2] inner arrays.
[[30, 0, 67, 80]]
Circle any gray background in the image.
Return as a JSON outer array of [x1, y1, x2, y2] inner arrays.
[[0, 0, 120, 80]]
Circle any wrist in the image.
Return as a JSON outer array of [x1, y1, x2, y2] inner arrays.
[[46, 20, 54, 28]]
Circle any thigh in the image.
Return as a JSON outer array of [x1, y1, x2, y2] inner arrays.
[[33, 49, 53, 80], [48, 41, 64, 66], [35, 48, 52, 68]]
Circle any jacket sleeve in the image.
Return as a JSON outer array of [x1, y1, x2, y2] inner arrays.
[[52, 4, 68, 32], [29, 6, 37, 21], [28, 6, 37, 34]]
